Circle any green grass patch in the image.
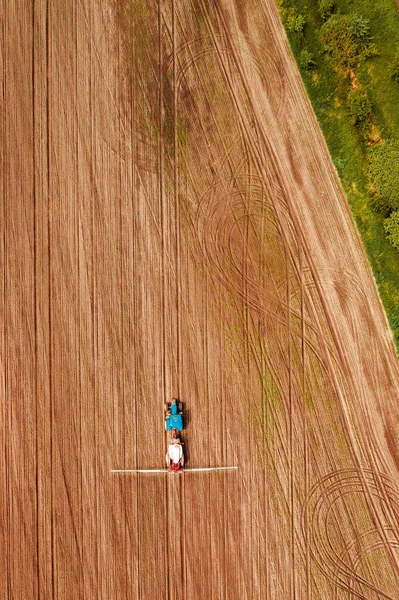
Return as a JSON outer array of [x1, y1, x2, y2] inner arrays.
[[279, 0, 399, 352]]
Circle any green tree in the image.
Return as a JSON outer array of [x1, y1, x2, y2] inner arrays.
[[320, 13, 378, 67], [348, 14, 372, 49], [369, 193, 392, 217], [346, 89, 372, 125], [369, 139, 399, 212], [384, 210, 399, 250], [286, 13, 306, 35], [299, 49, 316, 70], [320, 14, 358, 67], [318, 0, 335, 21], [348, 14, 378, 59], [390, 50, 399, 83]]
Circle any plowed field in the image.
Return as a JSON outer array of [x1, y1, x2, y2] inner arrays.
[[3, 0, 399, 598]]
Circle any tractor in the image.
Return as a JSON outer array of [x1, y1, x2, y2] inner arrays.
[[165, 399, 184, 472], [111, 396, 238, 474]]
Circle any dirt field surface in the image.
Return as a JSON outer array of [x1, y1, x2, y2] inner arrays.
[[3, 0, 399, 598]]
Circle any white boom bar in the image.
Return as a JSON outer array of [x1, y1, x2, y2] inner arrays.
[[111, 466, 238, 473], [187, 466, 239, 472], [111, 469, 168, 473]]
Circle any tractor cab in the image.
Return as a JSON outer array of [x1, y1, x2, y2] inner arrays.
[[165, 399, 183, 432]]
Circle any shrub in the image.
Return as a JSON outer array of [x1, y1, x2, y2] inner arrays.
[[286, 13, 306, 35], [299, 49, 316, 70], [320, 14, 358, 67], [346, 89, 372, 125], [389, 313, 399, 332], [318, 0, 335, 21], [360, 42, 379, 60], [333, 155, 346, 173], [384, 210, 399, 250], [349, 15, 379, 59], [390, 50, 399, 83], [320, 13, 378, 67], [369, 193, 392, 217], [348, 14, 372, 49], [369, 139, 399, 212]]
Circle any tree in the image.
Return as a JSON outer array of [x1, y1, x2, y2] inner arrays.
[[320, 14, 358, 67], [299, 49, 316, 70], [369, 139, 399, 212], [346, 89, 372, 125], [348, 15, 378, 59], [318, 0, 335, 21], [384, 210, 399, 250], [390, 50, 399, 83], [286, 12, 306, 35], [348, 14, 372, 49], [369, 193, 392, 217], [320, 13, 378, 68]]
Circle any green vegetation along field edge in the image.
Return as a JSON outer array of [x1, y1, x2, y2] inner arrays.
[[279, 0, 399, 351]]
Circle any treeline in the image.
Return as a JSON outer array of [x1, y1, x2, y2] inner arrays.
[[280, 0, 399, 347]]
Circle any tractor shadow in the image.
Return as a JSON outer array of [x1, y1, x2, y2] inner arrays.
[[165, 399, 190, 465], [181, 402, 191, 465]]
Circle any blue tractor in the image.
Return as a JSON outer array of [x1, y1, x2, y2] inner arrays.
[[165, 399, 183, 432]]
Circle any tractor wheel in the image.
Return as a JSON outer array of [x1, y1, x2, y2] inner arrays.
[[180, 454, 185, 467], [166, 453, 170, 467]]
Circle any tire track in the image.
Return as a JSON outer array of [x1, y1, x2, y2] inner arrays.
[[305, 266, 399, 554], [127, 14, 141, 598], [141, 8, 332, 592], [157, 2, 170, 598], [300, 250, 311, 600], [304, 469, 399, 598], [171, 2, 186, 597], [202, 3, 399, 587], [191, 172, 339, 378], [164, 34, 285, 119], [286, 234, 296, 600], [163, 22, 305, 556], [109, 1, 399, 597], [336, 529, 399, 600]]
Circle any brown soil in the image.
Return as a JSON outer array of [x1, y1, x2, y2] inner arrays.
[[3, 0, 399, 598]]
